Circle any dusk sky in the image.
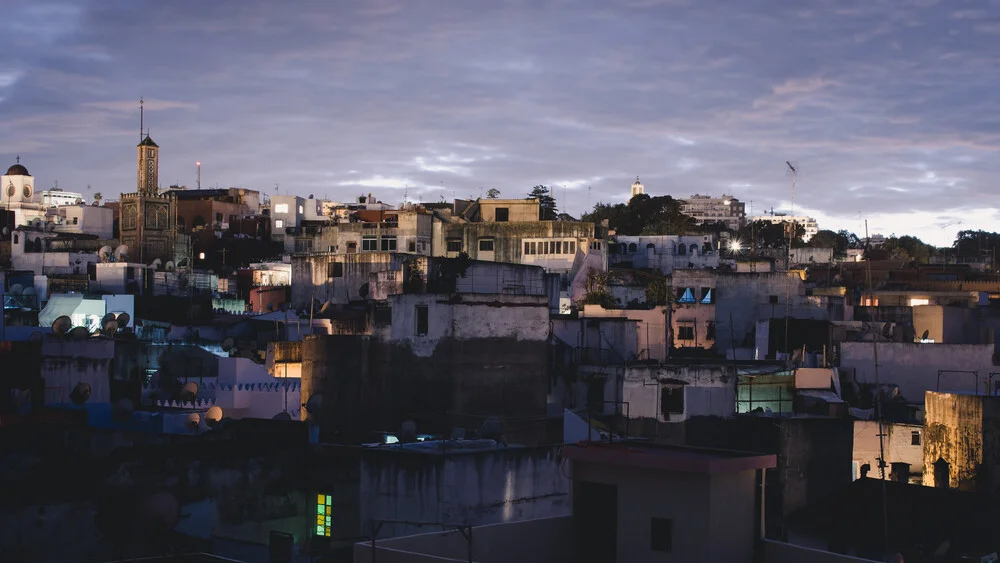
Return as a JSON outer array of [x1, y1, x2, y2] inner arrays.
[[2, 0, 999, 246]]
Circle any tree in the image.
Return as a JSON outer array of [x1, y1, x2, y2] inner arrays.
[[806, 229, 856, 258], [528, 185, 557, 220], [485, 188, 500, 199], [93, 192, 103, 206], [954, 230, 1000, 266], [736, 220, 804, 250], [883, 235, 935, 264], [582, 195, 695, 236]]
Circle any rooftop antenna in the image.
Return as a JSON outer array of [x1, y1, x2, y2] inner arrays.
[[784, 160, 797, 358], [196, 161, 201, 189], [587, 185, 591, 212], [139, 97, 144, 142]]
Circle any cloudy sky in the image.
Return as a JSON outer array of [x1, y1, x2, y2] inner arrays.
[[2, 0, 999, 245]]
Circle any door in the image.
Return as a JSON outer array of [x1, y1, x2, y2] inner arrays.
[[577, 481, 618, 563]]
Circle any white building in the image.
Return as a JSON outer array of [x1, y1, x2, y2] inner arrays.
[[680, 194, 747, 231], [610, 234, 720, 274], [1, 160, 46, 227], [750, 214, 819, 242], [51, 205, 114, 239], [40, 189, 85, 207], [270, 194, 305, 242]]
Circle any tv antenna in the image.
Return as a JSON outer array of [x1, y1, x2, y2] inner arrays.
[[784, 161, 797, 358]]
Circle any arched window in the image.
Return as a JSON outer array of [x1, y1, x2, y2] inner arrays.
[[678, 245, 686, 256], [192, 215, 206, 229], [646, 243, 655, 249], [176, 216, 186, 233], [689, 244, 698, 255], [620, 243, 628, 254], [628, 243, 637, 253]]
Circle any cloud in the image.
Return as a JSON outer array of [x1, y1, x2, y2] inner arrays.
[[1, 0, 997, 246]]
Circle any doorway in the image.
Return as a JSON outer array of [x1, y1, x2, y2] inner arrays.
[[577, 481, 618, 563]]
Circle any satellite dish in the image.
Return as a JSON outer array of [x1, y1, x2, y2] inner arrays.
[[165, 261, 175, 271], [149, 258, 162, 270], [479, 417, 503, 441], [320, 301, 333, 314], [400, 420, 417, 443], [221, 337, 235, 352], [1, 226, 8, 237], [882, 323, 893, 339], [8, 284, 23, 296], [178, 381, 199, 402], [305, 393, 323, 415], [101, 312, 116, 325], [186, 412, 201, 431], [116, 312, 130, 327], [114, 245, 129, 262], [102, 319, 119, 337], [52, 316, 72, 335], [112, 397, 134, 422], [22, 286, 35, 297], [358, 283, 369, 299], [68, 326, 90, 340], [205, 406, 223, 427], [272, 412, 292, 421], [921, 329, 930, 340], [70, 382, 91, 406]]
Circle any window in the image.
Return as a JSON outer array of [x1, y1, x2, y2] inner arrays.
[[362, 236, 378, 251], [328, 262, 343, 278], [299, 205, 304, 214], [677, 244, 686, 255], [706, 321, 716, 340], [543, 241, 550, 254], [912, 431, 921, 446], [215, 212, 223, 222], [274, 203, 289, 213], [72, 217, 79, 225], [275, 219, 284, 229], [677, 288, 696, 304], [408, 240, 416, 252], [678, 326, 695, 340], [628, 243, 637, 253], [316, 494, 333, 537], [661, 385, 684, 416], [554, 241, 562, 254], [416, 305, 429, 336], [446, 239, 462, 252], [909, 298, 930, 307], [650, 517, 673, 552], [346, 242, 357, 253], [380, 236, 397, 251], [700, 287, 715, 304], [569, 241, 576, 254], [479, 238, 494, 252], [530, 241, 537, 254], [524, 242, 531, 255], [495, 207, 509, 222]]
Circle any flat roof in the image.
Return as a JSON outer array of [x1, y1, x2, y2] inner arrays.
[[564, 440, 776, 474]]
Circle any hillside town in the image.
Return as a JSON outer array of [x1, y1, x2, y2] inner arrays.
[[1, 126, 999, 563]]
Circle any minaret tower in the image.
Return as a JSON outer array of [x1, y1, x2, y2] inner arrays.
[[631, 176, 645, 198]]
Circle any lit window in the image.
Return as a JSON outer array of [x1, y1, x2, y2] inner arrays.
[[275, 219, 284, 229], [316, 494, 332, 537], [299, 205, 304, 214], [909, 298, 930, 307], [274, 203, 289, 213]]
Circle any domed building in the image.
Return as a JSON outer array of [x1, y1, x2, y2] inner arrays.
[[0, 157, 46, 227]]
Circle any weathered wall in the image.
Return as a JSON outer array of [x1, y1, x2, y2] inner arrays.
[[921, 391, 1000, 494], [623, 364, 736, 423], [442, 221, 594, 266], [40, 336, 115, 407], [581, 305, 668, 361], [359, 446, 569, 538], [840, 342, 995, 403], [912, 305, 980, 344]]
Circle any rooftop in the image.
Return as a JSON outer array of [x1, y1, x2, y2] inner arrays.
[[564, 440, 776, 474]]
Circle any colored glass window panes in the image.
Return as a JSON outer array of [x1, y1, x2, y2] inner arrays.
[[316, 494, 333, 536]]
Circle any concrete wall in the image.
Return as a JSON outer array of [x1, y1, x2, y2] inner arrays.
[[789, 247, 834, 265], [355, 516, 574, 563], [623, 364, 736, 423], [40, 336, 115, 407], [922, 391, 1000, 494], [764, 540, 880, 563], [572, 460, 759, 563], [581, 305, 668, 361], [913, 305, 981, 344], [852, 421, 923, 482], [360, 446, 570, 538], [840, 342, 995, 403], [610, 234, 719, 274]]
